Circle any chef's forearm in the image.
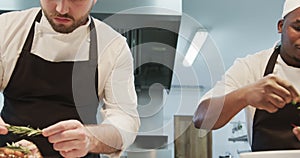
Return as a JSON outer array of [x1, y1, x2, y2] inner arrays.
[[86, 124, 123, 154], [193, 88, 248, 130]]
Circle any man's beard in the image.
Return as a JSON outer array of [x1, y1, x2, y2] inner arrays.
[[43, 11, 89, 34]]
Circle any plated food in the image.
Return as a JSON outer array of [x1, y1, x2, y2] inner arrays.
[[0, 140, 42, 158]]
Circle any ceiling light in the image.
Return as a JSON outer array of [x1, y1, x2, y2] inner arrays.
[[183, 30, 208, 67]]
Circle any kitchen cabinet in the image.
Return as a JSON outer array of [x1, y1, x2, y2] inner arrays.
[[174, 115, 212, 158]]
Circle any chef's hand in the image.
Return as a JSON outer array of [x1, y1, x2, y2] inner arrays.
[[292, 126, 300, 141], [242, 74, 300, 113], [15, 139, 40, 154], [0, 117, 8, 135], [42, 120, 93, 158]]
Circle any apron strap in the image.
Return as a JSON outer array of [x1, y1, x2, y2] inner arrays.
[[88, 18, 99, 97], [22, 10, 42, 52], [89, 18, 98, 67], [263, 45, 280, 76]]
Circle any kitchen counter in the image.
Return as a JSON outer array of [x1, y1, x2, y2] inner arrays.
[[239, 150, 300, 158]]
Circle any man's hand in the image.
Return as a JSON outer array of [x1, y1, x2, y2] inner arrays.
[[0, 117, 8, 135], [42, 120, 93, 158], [243, 74, 300, 113], [292, 126, 300, 141]]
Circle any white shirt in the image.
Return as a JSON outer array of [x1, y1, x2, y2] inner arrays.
[[0, 8, 140, 154], [200, 46, 300, 145], [32, 11, 91, 62]]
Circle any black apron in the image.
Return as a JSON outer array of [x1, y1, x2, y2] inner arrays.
[[251, 46, 300, 151], [0, 10, 100, 158]]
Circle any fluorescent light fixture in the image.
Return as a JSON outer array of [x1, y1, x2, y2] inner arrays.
[[183, 31, 208, 67]]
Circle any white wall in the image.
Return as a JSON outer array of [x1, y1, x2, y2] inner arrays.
[[173, 0, 284, 89]]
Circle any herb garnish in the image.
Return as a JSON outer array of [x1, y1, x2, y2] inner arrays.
[[292, 100, 300, 109], [5, 142, 30, 154], [7, 125, 42, 137]]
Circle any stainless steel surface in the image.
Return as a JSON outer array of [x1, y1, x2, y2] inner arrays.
[[127, 149, 172, 158], [228, 135, 248, 142], [93, 0, 181, 15], [0, 0, 182, 15], [0, 0, 39, 10], [126, 135, 171, 158], [128, 135, 168, 150]]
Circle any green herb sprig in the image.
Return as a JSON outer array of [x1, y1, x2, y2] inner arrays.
[[5, 142, 30, 154], [6, 125, 42, 137], [291, 99, 300, 109]]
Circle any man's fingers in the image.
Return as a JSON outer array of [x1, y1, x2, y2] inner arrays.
[[0, 126, 8, 135], [0, 118, 8, 134], [292, 127, 300, 141], [47, 128, 86, 144], [274, 76, 300, 103], [43, 120, 82, 137], [259, 101, 279, 113], [267, 93, 286, 109]]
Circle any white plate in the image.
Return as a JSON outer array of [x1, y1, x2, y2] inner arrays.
[[239, 150, 300, 158]]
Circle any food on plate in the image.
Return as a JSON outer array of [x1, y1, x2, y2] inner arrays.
[[0, 140, 42, 158]]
